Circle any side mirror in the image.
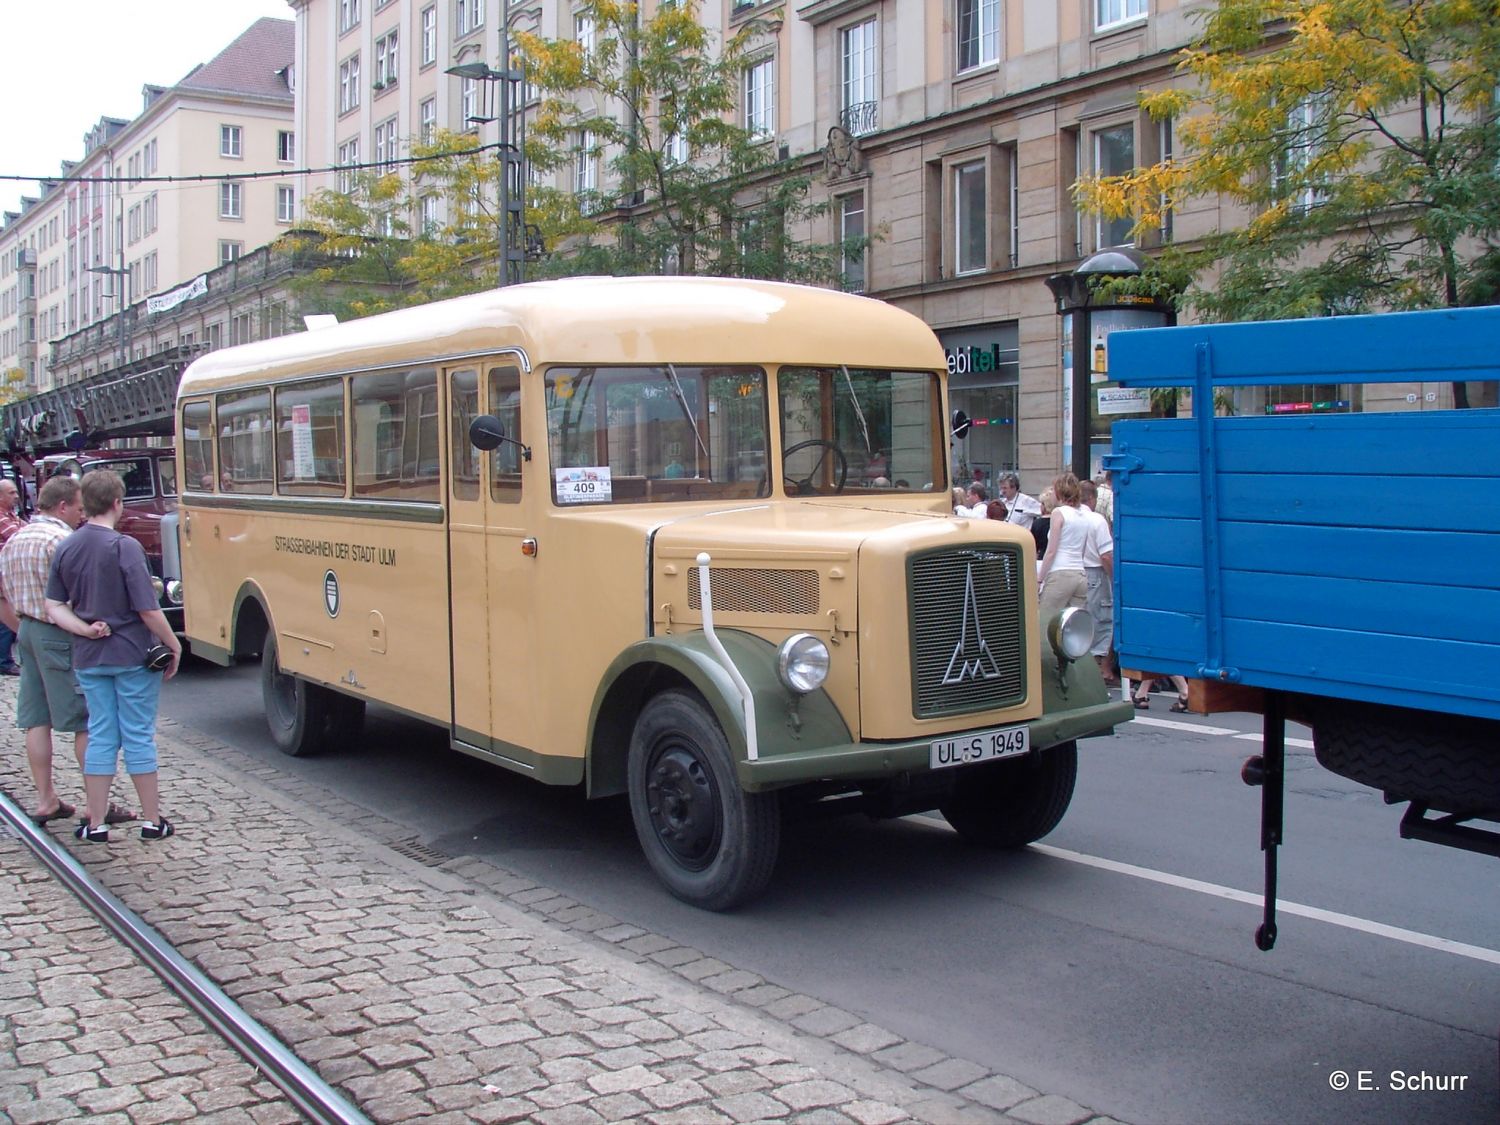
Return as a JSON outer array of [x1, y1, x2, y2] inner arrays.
[[468, 414, 532, 461], [951, 410, 971, 439], [469, 415, 506, 451]]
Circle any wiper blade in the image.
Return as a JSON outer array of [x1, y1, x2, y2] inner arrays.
[[839, 365, 872, 453], [666, 364, 711, 462]]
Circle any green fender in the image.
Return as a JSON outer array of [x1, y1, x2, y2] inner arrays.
[[189, 580, 272, 667], [1031, 614, 1136, 746], [585, 629, 852, 798]]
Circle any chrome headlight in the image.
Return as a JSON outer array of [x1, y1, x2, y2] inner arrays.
[[166, 580, 184, 606], [151, 576, 165, 599], [1048, 607, 1095, 663], [777, 633, 830, 694]]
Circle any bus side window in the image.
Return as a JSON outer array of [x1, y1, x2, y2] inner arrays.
[[217, 390, 273, 494], [353, 367, 439, 503], [489, 365, 522, 504], [450, 369, 480, 501], [181, 400, 214, 491]]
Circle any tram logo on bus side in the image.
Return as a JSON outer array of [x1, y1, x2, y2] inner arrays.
[[324, 570, 340, 618]]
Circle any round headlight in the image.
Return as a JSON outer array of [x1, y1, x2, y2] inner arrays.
[[777, 633, 830, 694], [151, 576, 165, 599], [1048, 607, 1095, 663], [166, 580, 184, 606]]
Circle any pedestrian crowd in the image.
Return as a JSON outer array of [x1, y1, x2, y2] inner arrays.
[[0, 465, 182, 842]]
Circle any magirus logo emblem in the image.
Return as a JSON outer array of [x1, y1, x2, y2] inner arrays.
[[943, 563, 1002, 684]]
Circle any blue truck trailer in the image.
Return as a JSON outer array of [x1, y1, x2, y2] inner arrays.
[[1104, 306, 1499, 950]]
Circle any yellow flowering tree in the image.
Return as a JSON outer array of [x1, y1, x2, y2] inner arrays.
[[1077, 0, 1500, 405]]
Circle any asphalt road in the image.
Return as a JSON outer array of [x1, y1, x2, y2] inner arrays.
[[160, 659, 1499, 1125]]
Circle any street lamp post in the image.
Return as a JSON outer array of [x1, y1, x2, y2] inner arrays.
[[446, 1, 528, 286], [86, 264, 133, 374]]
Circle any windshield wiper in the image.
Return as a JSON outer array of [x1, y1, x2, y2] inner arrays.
[[665, 364, 711, 463], [839, 365, 873, 453]]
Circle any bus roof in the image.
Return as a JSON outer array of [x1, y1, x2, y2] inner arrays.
[[177, 276, 947, 394]]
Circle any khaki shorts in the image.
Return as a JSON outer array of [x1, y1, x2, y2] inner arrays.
[[15, 617, 88, 733]]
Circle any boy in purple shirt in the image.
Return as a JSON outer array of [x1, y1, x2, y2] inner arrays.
[[46, 470, 182, 842]]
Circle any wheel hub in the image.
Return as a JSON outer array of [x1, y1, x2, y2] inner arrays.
[[645, 743, 721, 870]]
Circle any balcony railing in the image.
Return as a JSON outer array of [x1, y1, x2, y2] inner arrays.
[[840, 101, 879, 137]]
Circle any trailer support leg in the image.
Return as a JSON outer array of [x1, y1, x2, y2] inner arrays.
[[1239, 690, 1286, 952]]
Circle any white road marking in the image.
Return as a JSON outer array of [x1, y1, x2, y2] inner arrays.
[[1233, 731, 1316, 749], [1129, 714, 1315, 749], [1131, 715, 1239, 736], [1028, 842, 1500, 967]]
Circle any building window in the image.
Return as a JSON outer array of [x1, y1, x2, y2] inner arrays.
[[664, 128, 688, 166], [144, 252, 158, 293], [954, 159, 986, 274], [340, 55, 362, 114], [574, 129, 597, 201], [1276, 97, 1330, 213], [419, 194, 439, 235], [219, 241, 244, 265], [375, 29, 399, 88], [421, 5, 437, 65], [1158, 117, 1174, 241], [1006, 145, 1019, 267], [841, 19, 878, 136], [337, 139, 360, 193], [744, 57, 776, 139], [375, 118, 400, 173], [420, 98, 438, 144], [339, 0, 361, 32], [144, 139, 158, 175], [456, 0, 483, 36], [220, 125, 242, 158], [1093, 124, 1134, 247], [576, 11, 595, 54], [957, 0, 999, 73], [277, 185, 296, 223], [1096, 0, 1147, 32], [838, 193, 866, 294], [460, 78, 479, 127], [219, 181, 242, 219], [278, 131, 295, 163]]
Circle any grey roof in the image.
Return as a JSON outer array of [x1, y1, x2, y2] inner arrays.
[[176, 17, 293, 101]]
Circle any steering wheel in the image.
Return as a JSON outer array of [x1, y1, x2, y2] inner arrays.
[[782, 439, 848, 495]]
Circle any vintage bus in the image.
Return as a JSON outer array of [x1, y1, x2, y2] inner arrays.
[[176, 277, 1131, 908]]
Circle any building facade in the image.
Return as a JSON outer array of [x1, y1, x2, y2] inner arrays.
[[0, 18, 296, 394]]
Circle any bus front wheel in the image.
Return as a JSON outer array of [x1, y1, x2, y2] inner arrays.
[[940, 741, 1078, 848], [627, 690, 780, 910], [261, 637, 333, 757]]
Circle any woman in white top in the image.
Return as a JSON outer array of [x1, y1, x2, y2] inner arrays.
[[1037, 471, 1089, 615]]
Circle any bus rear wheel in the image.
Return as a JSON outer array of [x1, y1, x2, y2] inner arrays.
[[940, 741, 1078, 848], [627, 690, 780, 910], [261, 637, 347, 757]]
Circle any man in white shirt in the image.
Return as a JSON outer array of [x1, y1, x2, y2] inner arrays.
[[1079, 480, 1117, 685], [997, 473, 1043, 530], [957, 483, 989, 518]]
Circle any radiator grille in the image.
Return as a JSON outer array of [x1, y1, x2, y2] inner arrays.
[[688, 568, 820, 616], [909, 546, 1026, 718]]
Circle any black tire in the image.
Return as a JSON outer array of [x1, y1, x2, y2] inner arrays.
[[627, 690, 780, 910], [326, 692, 367, 745], [940, 741, 1078, 848], [261, 637, 332, 757], [1312, 701, 1500, 818]]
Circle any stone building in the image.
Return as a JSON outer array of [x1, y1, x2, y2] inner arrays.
[[0, 18, 296, 393]]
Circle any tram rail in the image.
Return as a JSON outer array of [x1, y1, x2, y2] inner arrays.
[[0, 791, 370, 1125]]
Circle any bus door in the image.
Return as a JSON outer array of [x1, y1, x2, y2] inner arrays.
[[446, 363, 541, 764]]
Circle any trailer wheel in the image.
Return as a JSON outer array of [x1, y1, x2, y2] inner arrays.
[[261, 637, 333, 757], [627, 690, 780, 910], [940, 741, 1078, 848], [1312, 702, 1500, 817]]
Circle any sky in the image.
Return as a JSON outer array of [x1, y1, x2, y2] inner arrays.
[[0, 0, 296, 218]]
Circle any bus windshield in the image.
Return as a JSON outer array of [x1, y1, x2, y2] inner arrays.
[[545, 365, 770, 505], [778, 367, 944, 495]]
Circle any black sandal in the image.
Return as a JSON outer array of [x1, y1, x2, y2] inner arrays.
[[1133, 696, 1150, 710], [1170, 695, 1190, 713], [74, 821, 108, 844]]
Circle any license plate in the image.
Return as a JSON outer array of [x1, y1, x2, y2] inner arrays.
[[930, 725, 1030, 770]]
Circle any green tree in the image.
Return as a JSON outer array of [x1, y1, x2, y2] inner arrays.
[[1076, 0, 1500, 403], [280, 168, 413, 321], [516, 0, 863, 282]]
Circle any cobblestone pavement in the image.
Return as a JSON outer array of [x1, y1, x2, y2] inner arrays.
[[0, 677, 1126, 1125]]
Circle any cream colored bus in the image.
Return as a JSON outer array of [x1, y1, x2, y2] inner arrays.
[[177, 276, 1130, 908]]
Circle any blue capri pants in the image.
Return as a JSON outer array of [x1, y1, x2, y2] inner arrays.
[[76, 664, 163, 776]]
